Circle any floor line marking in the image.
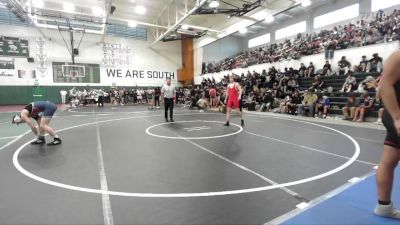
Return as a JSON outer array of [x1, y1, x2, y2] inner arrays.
[[0, 136, 19, 140], [139, 116, 305, 201], [248, 119, 383, 144], [12, 112, 361, 197], [244, 131, 376, 166], [265, 170, 376, 225], [0, 130, 31, 152], [93, 107, 114, 225]]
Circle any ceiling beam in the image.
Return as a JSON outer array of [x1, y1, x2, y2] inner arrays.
[[151, 0, 208, 46], [101, 0, 112, 43], [109, 16, 168, 29]]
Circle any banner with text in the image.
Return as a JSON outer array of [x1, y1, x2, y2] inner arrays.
[[101, 68, 177, 87]]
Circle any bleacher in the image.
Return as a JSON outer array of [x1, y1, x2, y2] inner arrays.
[[298, 72, 381, 118]]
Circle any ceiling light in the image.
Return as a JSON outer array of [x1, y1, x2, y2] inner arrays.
[[301, 0, 311, 7], [209, 0, 219, 8], [63, 2, 75, 13], [135, 5, 146, 15], [181, 24, 189, 30], [25, 1, 31, 7], [32, 0, 44, 8], [130, 0, 135, 2], [239, 28, 247, 34], [92, 6, 103, 16], [128, 21, 137, 27], [265, 15, 275, 23]]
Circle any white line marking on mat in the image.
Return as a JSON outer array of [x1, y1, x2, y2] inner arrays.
[[13, 113, 361, 198], [0, 136, 19, 140], [184, 138, 300, 198], [348, 177, 361, 183], [0, 130, 30, 151], [94, 113, 114, 225], [296, 202, 309, 209], [146, 121, 243, 139], [244, 131, 376, 166]]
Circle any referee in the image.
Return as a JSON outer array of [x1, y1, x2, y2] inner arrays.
[[161, 78, 176, 122]]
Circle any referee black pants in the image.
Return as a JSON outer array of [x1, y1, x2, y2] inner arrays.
[[164, 98, 174, 119]]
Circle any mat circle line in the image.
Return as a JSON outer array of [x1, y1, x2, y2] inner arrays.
[[12, 114, 361, 198], [145, 120, 243, 140]]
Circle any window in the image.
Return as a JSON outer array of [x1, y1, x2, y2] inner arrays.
[[314, 4, 359, 29], [371, 0, 400, 12], [248, 33, 271, 48], [275, 21, 306, 40]]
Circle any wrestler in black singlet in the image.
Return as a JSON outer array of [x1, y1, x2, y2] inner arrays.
[[383, 81, 400, 148]]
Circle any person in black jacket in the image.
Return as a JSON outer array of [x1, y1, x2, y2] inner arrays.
[[259, 91, 274, 112]]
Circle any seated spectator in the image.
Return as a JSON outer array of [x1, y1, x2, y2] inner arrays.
[[305, 62, 315, 77], [340, 71, 357, 92], [197, 97, 209, 111], [287, 77, 298, 92], [368, 53, 383, 72], [321, 60, 332, 76], [338, 56, 351, 75], [218, 91, 227, 113], [357, 76, 378, 93], [353, 55, 369, 72], [353, 93, 374, 122], [298, 89, 318, 116], [259, 91, 274, 112], [315, 95, 331, 118], [287, 90, 302, 115], [278, 95, 292, 114], [311, 75, 324, 91], [298, 63, 307, 77], [342, 94, 358, 120]]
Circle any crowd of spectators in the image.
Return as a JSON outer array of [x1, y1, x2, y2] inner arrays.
[[195, 50, 384, 123], [202, 9, 399, 74]]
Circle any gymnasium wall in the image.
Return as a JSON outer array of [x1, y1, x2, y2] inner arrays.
[[202, 36, 247, 63], [195, 41, 399, 84], [0, 24, 182, 87]]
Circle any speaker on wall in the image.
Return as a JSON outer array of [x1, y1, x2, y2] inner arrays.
[[73, 48, 79, 56], [27, 57, 34, 63]]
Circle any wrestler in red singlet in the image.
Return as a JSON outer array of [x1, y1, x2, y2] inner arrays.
[[227, 82, 240, 109], [224, 74, 244, 127]]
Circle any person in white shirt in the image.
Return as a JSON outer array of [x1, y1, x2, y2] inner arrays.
[[60, 89, 67, 104], [161, 78, 176, 122]]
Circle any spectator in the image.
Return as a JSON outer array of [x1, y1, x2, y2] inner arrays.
[[259, 91, 274, 112], [321, 60, 332, 76], [354, 55, 369, 72], [353, 93, 374, 122], [298, 89, 318, 116], [369, 53, 383, 72], [209, 85, 217, 108], [315, 95, 331, 118], [338, 56, 351, 75], [299, 63, 307, 77], [311, 75, 324, 91], [305, 62, 315, 77], [278, 94, 292, 114], [197, 97, 209, 112], [357, 75, 378, 93], [342, 94, 358, 120], [287, 90, 302, 115], [341, 71, 357, 92]]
